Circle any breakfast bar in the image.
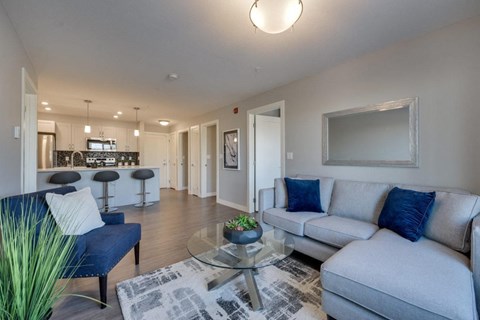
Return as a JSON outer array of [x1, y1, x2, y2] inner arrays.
[[37, 166, 160, 208]]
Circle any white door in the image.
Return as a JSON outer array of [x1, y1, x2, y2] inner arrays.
[[200, 121, 218, 198], [144, 133, 169, 188], [168, 133, 177, 189], [189, 126, 200, 196], [56, 122, 72, 150], [177, 131, 188, 190], [71, 123, 86, 151], [255, 115, 281, 211]]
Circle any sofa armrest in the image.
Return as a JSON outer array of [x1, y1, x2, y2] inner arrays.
[[101, 212, 125, 225], [258, 187, 275, 222], [471, 215, 480, 313]]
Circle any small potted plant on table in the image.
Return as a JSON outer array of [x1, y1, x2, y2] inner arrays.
[[223, 214, 263, 245]]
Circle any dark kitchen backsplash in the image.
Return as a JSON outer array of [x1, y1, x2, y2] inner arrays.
[[55, 150, 139, 167]]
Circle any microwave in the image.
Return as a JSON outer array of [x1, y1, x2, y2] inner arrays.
[[86, 138, 117, 151]]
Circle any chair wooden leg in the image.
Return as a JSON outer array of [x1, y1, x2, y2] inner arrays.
[[99, 275, 107, 309], [134, 242, 140, 265]]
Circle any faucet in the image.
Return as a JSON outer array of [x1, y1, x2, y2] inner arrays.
[[71, 151, 84, 169]]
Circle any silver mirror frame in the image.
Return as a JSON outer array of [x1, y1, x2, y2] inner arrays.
[[322, 97, 419, 167]]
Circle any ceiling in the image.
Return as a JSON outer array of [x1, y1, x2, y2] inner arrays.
[[2, 0, 480, 125]]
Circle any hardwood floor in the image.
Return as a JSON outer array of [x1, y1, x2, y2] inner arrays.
[[51, 189, 243, 320]]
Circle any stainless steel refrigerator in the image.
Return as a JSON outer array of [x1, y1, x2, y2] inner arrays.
[[38, 133, 56, 169]]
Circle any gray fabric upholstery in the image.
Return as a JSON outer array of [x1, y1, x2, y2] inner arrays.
[[322, 291, 387, 320], [274, 178, 288, 208], [395, 183, 471, 195], [296, 175, 335, 212], [329, 180, 390, 223], [258, 187, 274, 216], [263, 207, 326, 236], [472, 215, 480, 315], [305, 216, 378, 249], [321, 229, 477, 320], [424, 191, 480, 253], [289, 232, 339, 262]]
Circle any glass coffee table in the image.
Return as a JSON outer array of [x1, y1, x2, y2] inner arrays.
[[187, 223, 294, 311]]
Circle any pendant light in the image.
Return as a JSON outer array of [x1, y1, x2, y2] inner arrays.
[[249, 0, 303, 34], [133, 107, 140, 137], [84, 100, 92, 134]]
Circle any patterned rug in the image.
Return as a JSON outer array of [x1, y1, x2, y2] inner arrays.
[[116, 256, 326, 320]]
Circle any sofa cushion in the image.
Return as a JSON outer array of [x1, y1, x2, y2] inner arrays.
[[321, 229, 477, 320], [305, 216, 378, 248], [284, 177, 323, 213], [329, 180, 390, 224], [296, 175, 335, 212], [46, 187, 105, 235], [425, 192, 480, 253], [378, 187, 436, 242], [263, 207, 326, 236], [274, 176, 334, 212]]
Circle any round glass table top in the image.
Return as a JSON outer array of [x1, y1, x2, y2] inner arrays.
[[187, 223, 294, 270]]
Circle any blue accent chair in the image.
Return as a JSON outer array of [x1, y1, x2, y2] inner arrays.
[[1, 186, 141, 309]]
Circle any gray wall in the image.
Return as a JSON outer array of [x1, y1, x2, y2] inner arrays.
[[0, 3, 37, 197], [173, 16, 480, 209]]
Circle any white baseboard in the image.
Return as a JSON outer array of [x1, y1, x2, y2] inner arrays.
[[202, 192, 216, 198], [217, 198, 248, 212]]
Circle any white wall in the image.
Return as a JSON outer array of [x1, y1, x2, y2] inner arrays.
[[173, 16, 480, 209], [0, 3, 37, 197]]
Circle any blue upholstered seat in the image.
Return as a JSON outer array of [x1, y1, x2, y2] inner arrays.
[[1, 186, 141, 309]]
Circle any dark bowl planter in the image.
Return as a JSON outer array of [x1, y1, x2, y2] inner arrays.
[[223, 225, 263, 245]]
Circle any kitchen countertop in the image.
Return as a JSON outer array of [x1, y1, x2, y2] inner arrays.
[[37, 165, 159, 173]]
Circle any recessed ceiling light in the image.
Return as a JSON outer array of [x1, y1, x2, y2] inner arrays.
[[113, 115, 119, 119], [158, 120, 170, 126], [117, 111, 123, 115], [44, 107, 52, 111], [41, 101, 49, 106]]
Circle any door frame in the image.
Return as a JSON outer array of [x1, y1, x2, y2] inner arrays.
[[200, 120, 219, 198], [188, 125, 200, 195], [21, 68, 38, 193], [176, 129, 189, 191], [247, 100, 285, 213]]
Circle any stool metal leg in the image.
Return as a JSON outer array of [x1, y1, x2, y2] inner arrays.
[[134, 179, 153, 208], [99, 181, 117, 213]]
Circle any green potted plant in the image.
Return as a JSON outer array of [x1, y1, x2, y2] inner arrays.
[[0, 200, 79, 320], [223, 214, 263, 244]]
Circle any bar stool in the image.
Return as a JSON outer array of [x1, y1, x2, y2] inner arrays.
[[93, 170, 120, 213], [49, 171, 81, 186], [132, 169, 155, 208]]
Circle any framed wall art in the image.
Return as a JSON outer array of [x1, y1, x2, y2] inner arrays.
[[223, 128, 239, 170]]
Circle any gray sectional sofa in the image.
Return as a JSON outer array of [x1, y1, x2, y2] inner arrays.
[[258, 175, 480, 320]]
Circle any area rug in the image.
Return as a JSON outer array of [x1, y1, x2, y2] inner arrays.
[[116, 257, 326, 320]]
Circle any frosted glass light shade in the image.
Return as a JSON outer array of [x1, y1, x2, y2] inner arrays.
[[249, 0, 303, 34], [134, 129, 140, 137], [84, 125, 91, 134]]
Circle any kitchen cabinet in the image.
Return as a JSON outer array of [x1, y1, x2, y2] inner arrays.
[[90, 125, 116, 139], [116, 128, 138, 152], [56, 122, 86, 151]]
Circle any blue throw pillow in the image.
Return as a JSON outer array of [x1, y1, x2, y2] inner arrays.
[[284, 177, 323, 213], [378, 187, 436, 242]]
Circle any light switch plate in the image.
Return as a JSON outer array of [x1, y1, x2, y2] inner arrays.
[[287, 152, 293, 160], [13, 126, 20, 139]]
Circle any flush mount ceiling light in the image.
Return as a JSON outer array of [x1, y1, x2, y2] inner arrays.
[[158, 120, 170, 126], [41, 101, 49, 106], [44, 107, 52, 111], [249, 0, 303, 34], [84, 100, 92, 134], [133, 107, 140, 137]]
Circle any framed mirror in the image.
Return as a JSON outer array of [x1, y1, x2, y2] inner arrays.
[[322, 97, 418, 167]]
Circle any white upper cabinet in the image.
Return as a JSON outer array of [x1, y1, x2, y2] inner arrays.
[[56, 122, 86, 151]]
